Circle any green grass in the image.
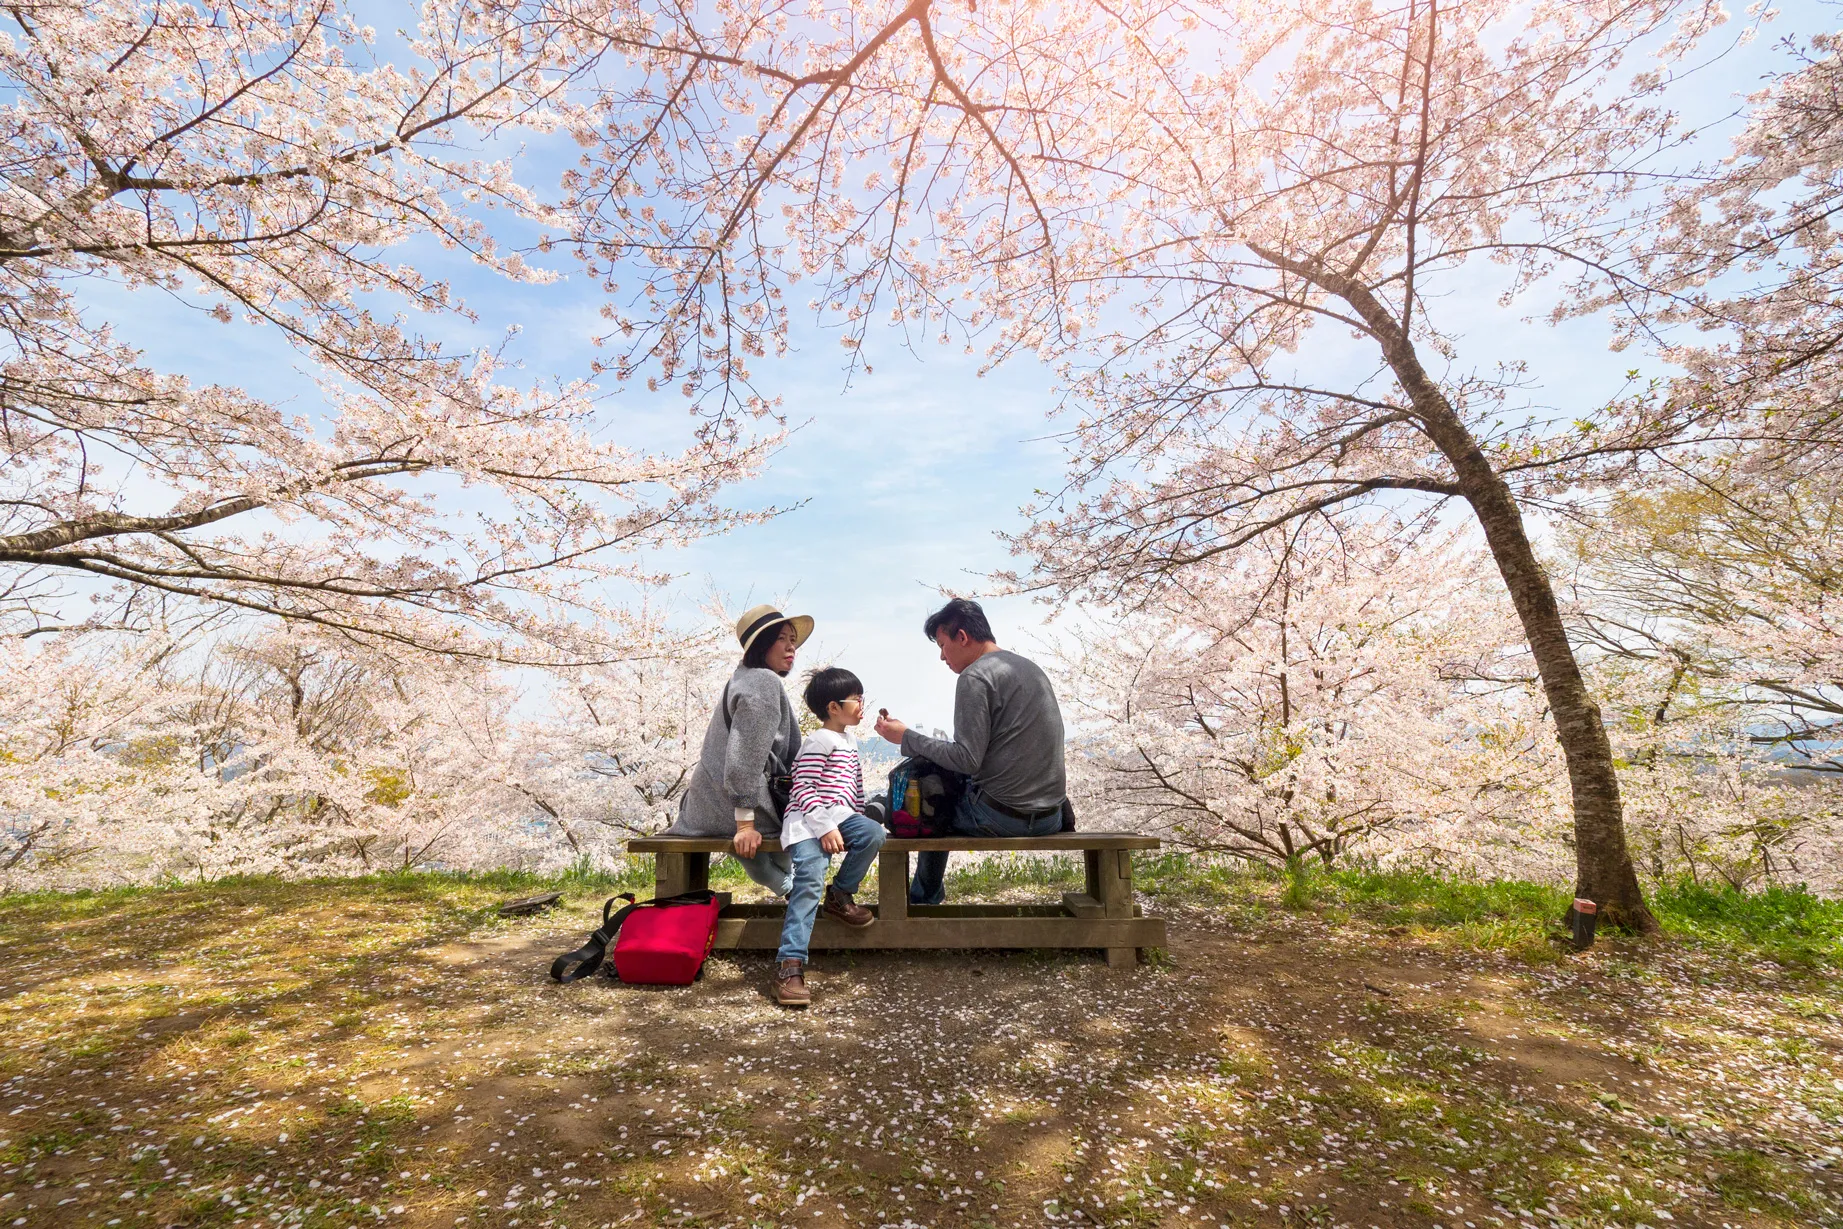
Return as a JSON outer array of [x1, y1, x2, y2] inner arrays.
[[943, 851, 1085, 895], [1132, 854, 1569, 954], [6, 849, 1839, 969], [1299, 865, 1843, 967], [1650, 879, 1843, 967], [0, 856, 660, 912], [1316, 865, 1568, 923], [1132, 855, 1843, 969], [424, 856, 658, 894]]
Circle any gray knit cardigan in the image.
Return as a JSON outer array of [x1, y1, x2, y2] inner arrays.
[[669, 665, 802, 838]]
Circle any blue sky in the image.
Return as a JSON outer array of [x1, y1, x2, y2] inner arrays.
[[645, 334, 1073, 733], [89, 2, 1828, 732]]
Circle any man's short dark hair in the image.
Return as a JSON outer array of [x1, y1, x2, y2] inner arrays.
[[742, 619, 792, 673], [802, 666, 863, 719], [923, 598, 995, 645]]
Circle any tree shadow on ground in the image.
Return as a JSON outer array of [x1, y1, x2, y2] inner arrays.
[[1, 872, 1839, 1229]]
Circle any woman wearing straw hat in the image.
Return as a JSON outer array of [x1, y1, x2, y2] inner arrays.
[[668, 605, 815, 897]]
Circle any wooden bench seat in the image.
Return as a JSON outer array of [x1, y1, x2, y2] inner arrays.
[[625, 832, 1167, 968]]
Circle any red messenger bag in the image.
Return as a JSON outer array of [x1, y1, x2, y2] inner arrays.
[[549, 891, 723, 986]]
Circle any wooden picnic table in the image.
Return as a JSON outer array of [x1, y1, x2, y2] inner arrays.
[[625, 832, 1167, 968]]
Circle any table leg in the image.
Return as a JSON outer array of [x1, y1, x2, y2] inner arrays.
[[1093, 849, 1137, 969], [877, 849, 909, 934], [656, 852, 691, 899]]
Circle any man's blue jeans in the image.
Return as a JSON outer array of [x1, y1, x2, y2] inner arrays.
[[779, 813, 887, 964], [908, 788, 1062, 905]]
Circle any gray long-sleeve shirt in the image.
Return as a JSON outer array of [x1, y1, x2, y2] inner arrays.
[[900, 648, 1066, 812], [670, 665, 802, 837]]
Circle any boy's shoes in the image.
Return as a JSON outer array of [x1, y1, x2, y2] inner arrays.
[[823, 885, 875, 928], [775, 959, 810, 1007]]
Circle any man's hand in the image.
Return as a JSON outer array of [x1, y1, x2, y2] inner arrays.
[[874, 708, 908, 746], [732, 824, 762, 858], [819, 829, 845, 855]]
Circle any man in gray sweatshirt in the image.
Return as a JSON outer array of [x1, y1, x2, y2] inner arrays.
[[873, 598, 1068, 904]]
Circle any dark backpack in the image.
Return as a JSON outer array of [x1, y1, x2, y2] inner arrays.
[[885, 757, 964, 837]]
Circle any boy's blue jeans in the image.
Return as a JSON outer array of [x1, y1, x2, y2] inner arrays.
[[908, 788, 1062, 905], [779, 813, 886, 964]]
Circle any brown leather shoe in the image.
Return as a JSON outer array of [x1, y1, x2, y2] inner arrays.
[[774, 959, 810, 1007], [823, 885, 875, 928]]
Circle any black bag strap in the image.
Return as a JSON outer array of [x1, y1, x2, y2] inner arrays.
[[550, 893, 636, 983], [549, 891, 722, 984]]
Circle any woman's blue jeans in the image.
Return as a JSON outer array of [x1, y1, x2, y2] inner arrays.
[[733, 848, 794, 897], [778, 814, 887, 963], [908, 789, 1062, 905]]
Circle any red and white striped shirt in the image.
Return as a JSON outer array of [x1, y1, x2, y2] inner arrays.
[[781, 727, 865, 845]]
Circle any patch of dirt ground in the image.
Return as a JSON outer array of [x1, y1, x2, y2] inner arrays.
[[1, 875, 1840, 1229]]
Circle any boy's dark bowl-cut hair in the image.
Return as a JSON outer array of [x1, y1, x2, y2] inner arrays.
[[923, 597, 995, 645], [803, 666, 864, 720]]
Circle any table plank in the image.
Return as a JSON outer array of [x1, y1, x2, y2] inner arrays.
[[712, 913, 1166, 951], [722, 903, 1072, 919]]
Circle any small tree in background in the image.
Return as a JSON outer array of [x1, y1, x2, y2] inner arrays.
[[1, 619, 513, 883], [1055, 519, 1567, 877], [508, 618, 731, 859], [1562, 464, 1843, 890], [1, 610, 729, 886]]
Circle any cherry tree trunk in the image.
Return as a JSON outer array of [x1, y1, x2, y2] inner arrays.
[[1436, 431, 1657, 933], [1324, 271, 1658, 932]]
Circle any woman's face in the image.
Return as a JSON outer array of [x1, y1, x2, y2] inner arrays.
[[764, 622, 799, 674]]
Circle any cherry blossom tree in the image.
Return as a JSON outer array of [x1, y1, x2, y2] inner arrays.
[[1620, 27, 1843, 471], [1, 610, 732, 886], [1055, 518, 1570, 876], [0, 0, 771, 664], [1570, 466, 1843, 772], [0, 625, 193, 878], [1539, 20, 1843, 894], [1, 617, 507, 885], [1011, 0, 1759, 933], [505, 618, 731, 863], [1560, 463, 1843, 891], [560, 0, 1757, 928]]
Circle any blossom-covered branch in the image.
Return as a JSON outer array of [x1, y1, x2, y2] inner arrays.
[[0, 0, 774, 662]]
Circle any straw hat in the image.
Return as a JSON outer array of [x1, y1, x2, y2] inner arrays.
[[734, 604, 814, 656]]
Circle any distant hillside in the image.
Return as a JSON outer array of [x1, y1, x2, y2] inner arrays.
[[859, 731, 905, 794]]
